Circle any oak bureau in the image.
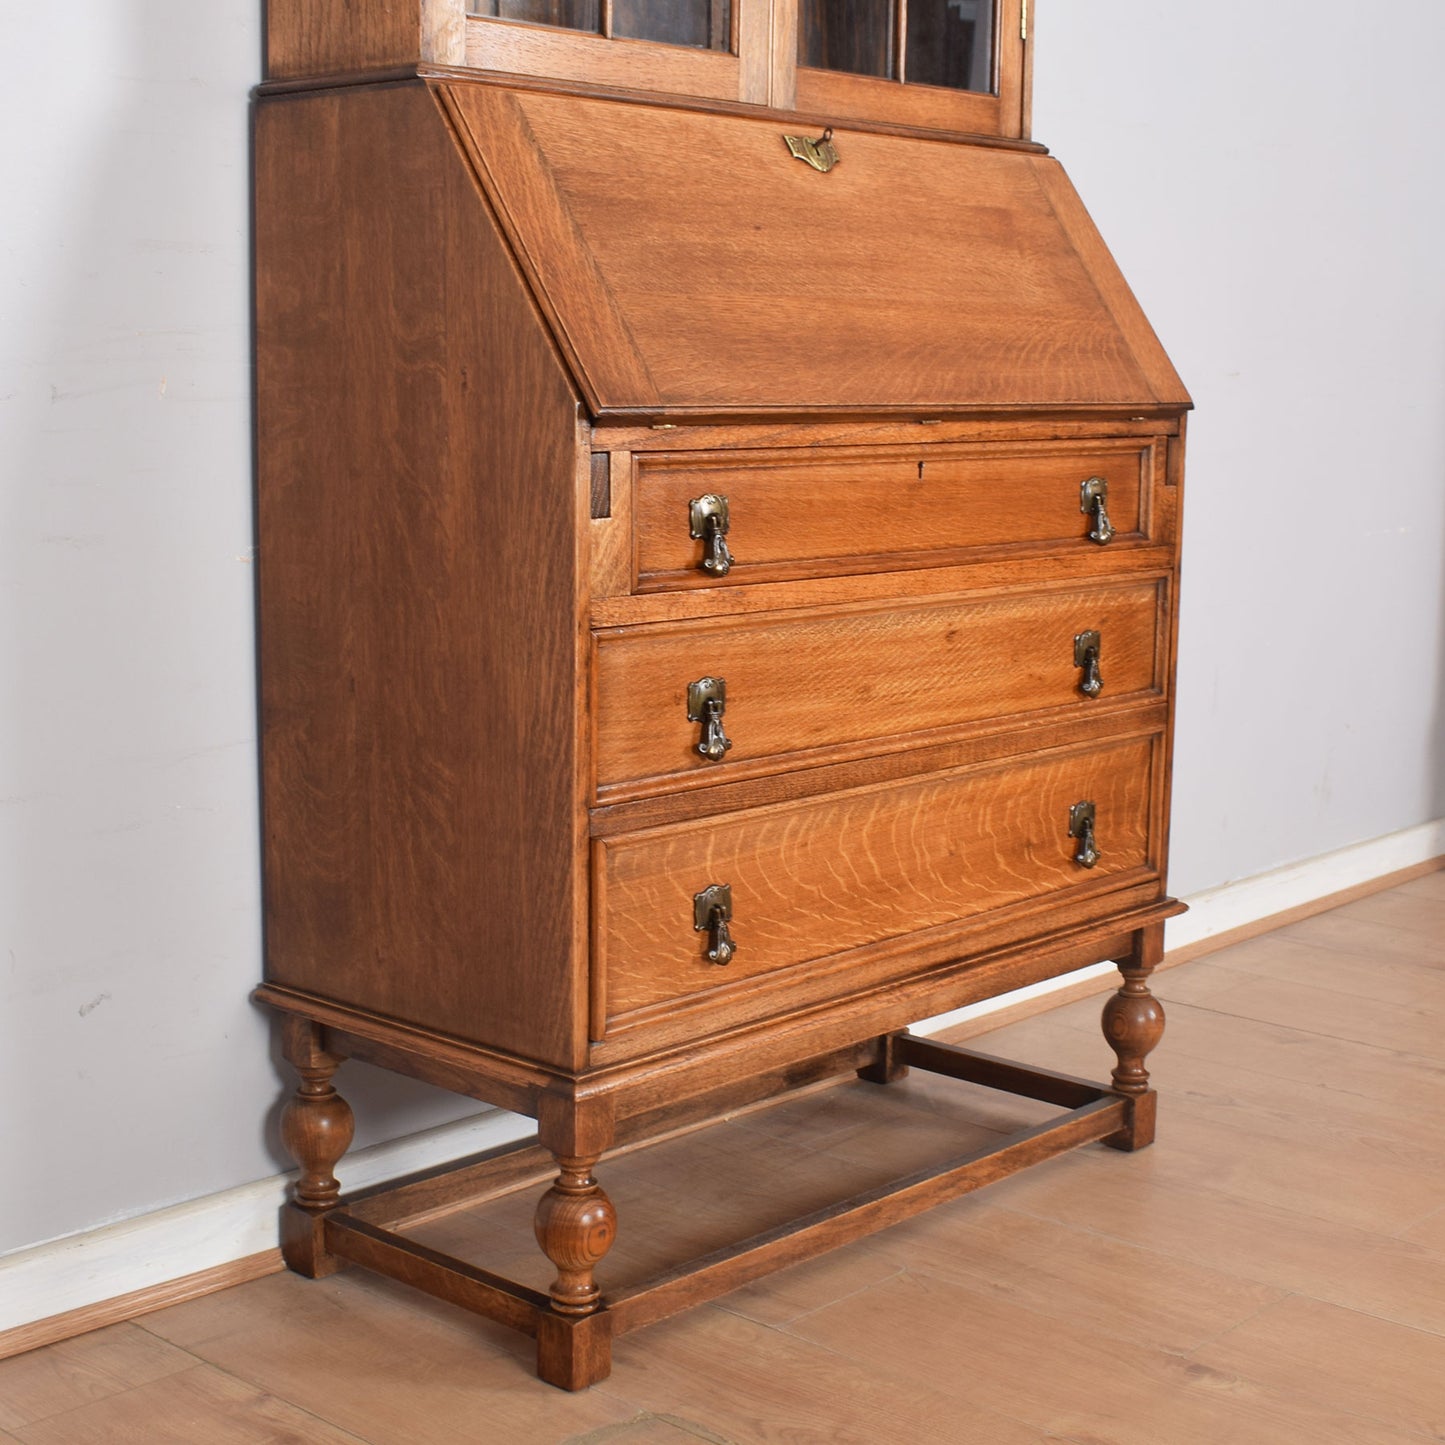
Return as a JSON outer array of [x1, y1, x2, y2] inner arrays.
[[253, 0, 1190, 1389]]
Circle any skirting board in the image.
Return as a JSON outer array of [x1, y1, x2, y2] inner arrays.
[[4, 816, 1442, 1357]]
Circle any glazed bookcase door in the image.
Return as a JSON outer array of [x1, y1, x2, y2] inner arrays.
[[461, 0, 1027, 130], [787, 0, 1028, 136], [465, 0, 772, 102]]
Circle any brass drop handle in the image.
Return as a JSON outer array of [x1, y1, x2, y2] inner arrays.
[[689, 494, 733, 578], [1080, 477, 1115, 546], [1074, 630, 1103, 698], [1069, 801, 1100, 869], [693, 883, 736, 965], [687, 677, 733, 762]]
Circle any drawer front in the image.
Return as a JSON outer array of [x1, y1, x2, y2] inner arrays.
[[633, 441, 1155, 590], [598, 733, 1157, 1023], [596, 579, 1163, 795]]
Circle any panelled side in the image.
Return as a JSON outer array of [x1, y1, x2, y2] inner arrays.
[[254, 82, 589, 1070]]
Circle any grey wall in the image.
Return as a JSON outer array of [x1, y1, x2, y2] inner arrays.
[[1033, 4, 1445, 894], [3, 2, 1443, 1257]]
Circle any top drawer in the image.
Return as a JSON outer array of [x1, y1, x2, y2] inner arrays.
[[632, 439, 1161, 592]]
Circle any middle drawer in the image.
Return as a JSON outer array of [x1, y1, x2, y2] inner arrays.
[[595, 577, 1165, 797]]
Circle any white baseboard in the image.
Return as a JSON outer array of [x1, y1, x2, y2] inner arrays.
[[0, 1109, 534, 1336], [5, 817, 1441, 1339]]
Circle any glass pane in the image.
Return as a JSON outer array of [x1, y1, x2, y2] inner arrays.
[[906, 0, 995, 92], [799, 0, 894, 80], [471, 0, 601, 32], [613, 0, 732, 51]]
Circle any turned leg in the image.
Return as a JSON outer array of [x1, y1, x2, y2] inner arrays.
[[531, 1092, 617, 1390], [278, 1017, 354, 1277], [533, 1153, 617, 1390], [1101, 926, 1166, 1151]]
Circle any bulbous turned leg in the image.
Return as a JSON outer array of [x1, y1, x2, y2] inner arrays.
[[278, 1017, 354, 1277], [533, 1154, 617, 1389], [1102, 952, 1166, 1152]]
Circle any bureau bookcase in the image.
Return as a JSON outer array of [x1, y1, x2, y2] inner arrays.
[[254, 0, 1190, 1389]]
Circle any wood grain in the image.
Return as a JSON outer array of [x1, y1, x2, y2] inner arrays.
[[12, 1364, 372, 1445], [0, 1325, 193, 1431], [252, 3, 1187, 1386], [794, 0, 1027, 138], [631, 439, 1156, 589], [465, 15, 745, 100], [254, 83, 589, 1069], [600, 733, 1157, 1019], [600, 413, 1181, 456], [596, 578, 1164, 794], [265, 0, 467, 77], [443, 82, 1192, 414]]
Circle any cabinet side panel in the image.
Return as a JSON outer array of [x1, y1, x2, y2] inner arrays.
[[265, 0, 465, 79], [255, 83, 585, 1069]]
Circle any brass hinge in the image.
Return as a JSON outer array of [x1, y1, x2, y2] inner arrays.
[[1021, 0, 1029, 41]]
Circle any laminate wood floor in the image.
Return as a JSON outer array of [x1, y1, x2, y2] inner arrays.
[[6, 873, 1445, 1443]]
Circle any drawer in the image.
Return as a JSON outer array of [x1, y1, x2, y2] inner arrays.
[[632, 440, 1158, 590], [595, 578, 1164, 796], [596, 733, 1157, 1025]]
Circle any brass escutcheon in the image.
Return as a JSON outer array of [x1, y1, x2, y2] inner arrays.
[[784, 128, 840, 173]]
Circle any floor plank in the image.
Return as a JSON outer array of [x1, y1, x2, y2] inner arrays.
[[785, 1268, 1426, 1444], [138, 1272, 634, 1444], [853, 1200, 1287, 1355], [12, 1364, 371, 1445], [558, 1417, 733, 1445], [1191, 1294, 1445, 1440], [609, 1306, 1051, 1445], [0, 1324, 194, 1431]]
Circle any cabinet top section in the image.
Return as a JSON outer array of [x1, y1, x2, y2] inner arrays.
[[439, 82, 1189, 419], [264, 0, 1031, 143]]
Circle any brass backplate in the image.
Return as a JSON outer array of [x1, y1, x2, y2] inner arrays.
[[688, 493, 729, 541], [693, 883, 733, 931], [686, 676, 727, 723]]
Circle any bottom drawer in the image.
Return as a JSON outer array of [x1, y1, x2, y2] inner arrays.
[[596, 733, 1158, 1028]]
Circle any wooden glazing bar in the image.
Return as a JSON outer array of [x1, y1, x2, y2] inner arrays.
[[324, 1214, 550, 1334], [605, 1095, 1127, 1334], [896, 1037, 1107, 1109]]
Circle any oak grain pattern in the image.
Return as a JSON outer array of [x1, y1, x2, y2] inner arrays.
[[632, 440, 1154, 589], [600, 414, 1181, 455], [443, 82, 1189, 413], [595, 577, 1164, 794], [265, 0, 466, 77], [600, 734, 1155, 1017], [254, 83, 588, 1069]]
